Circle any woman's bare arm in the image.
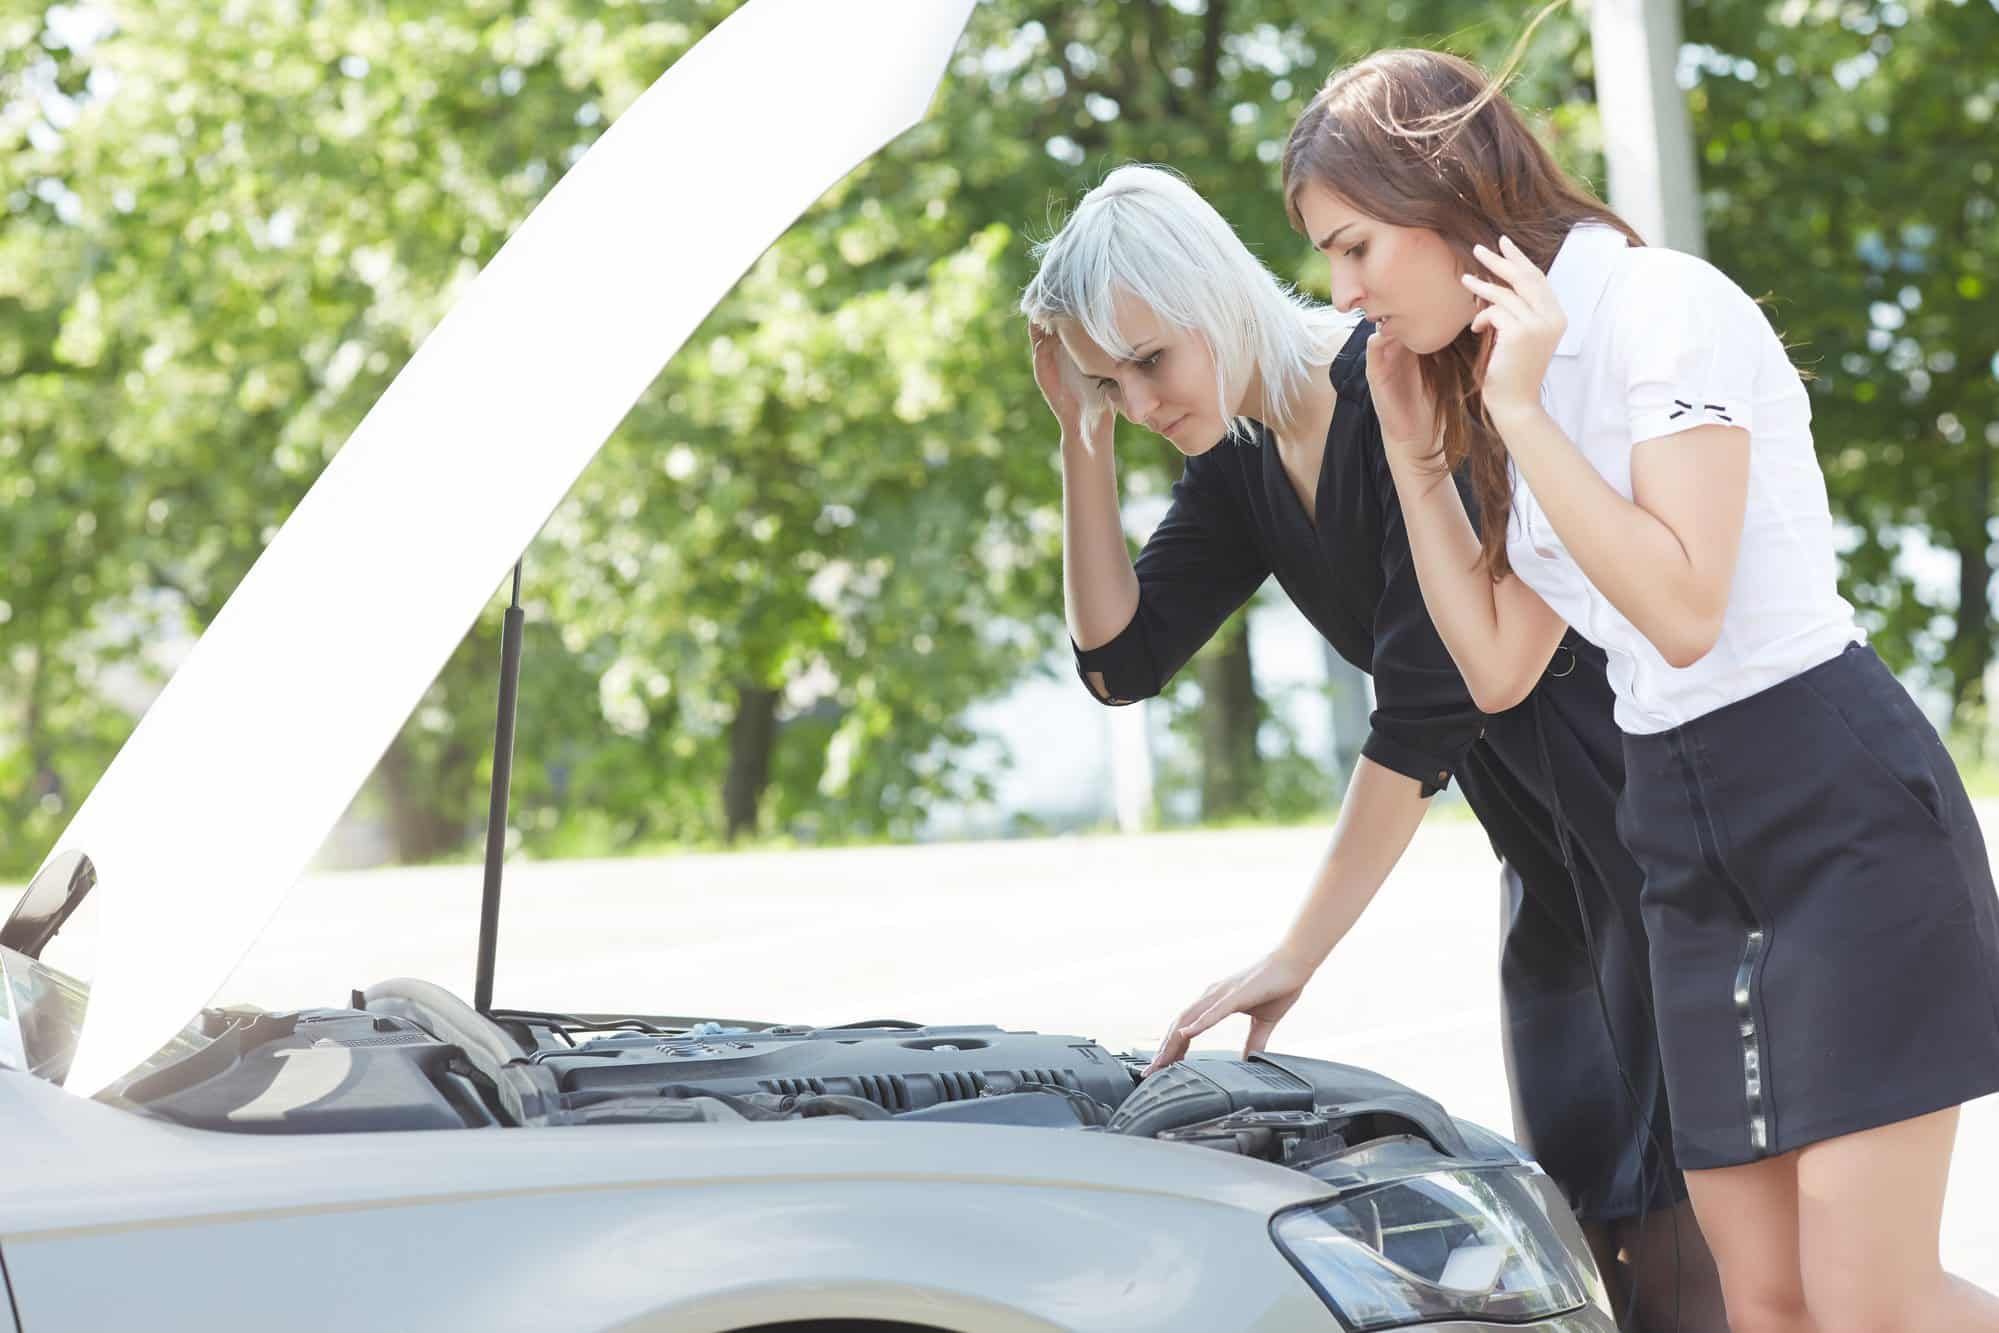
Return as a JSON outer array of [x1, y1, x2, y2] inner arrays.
[[1146, 755, 1433, 1072], [1033, 325, 1139, 693], [1368, 330, 1566, 711], [1498, 407, 1748, 668]]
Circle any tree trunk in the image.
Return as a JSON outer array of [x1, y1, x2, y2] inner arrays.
[[723, 683, 781, 843], [1949, 447, 1994, 750], [376, 735, 471, 864], [1198, 0, 1228, 96], [22, 648, 62, 805], [1198, 618, 1261, 819]]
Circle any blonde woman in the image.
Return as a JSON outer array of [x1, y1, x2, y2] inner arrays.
[[1023, 164, 1722, 1326]]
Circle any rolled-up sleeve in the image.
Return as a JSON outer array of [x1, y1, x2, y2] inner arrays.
[[1363, 430, 1490, 795], [1072, 451, 1269, 706], [1615, 252, 1765, 445]]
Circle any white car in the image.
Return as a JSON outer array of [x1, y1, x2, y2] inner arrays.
[[1, 2, 1615, 1328], [2, 861, 1612, 1331]]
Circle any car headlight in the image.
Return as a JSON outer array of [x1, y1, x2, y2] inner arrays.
[[1272, 1166, 1598, 1330]]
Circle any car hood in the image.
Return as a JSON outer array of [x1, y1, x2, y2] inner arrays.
[[0, 1066, 1339, 1232], [1, 1067, 1617, 1333], [33, 0, 974, 1097]]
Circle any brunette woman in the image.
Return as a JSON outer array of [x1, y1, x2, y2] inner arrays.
[[1282, 47, 1999, 1333]]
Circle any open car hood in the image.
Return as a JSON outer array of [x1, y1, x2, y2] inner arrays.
[[36, 0, 975, 1096]]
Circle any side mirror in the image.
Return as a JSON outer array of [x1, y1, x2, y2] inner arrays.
[[1, 850, 95, 960]]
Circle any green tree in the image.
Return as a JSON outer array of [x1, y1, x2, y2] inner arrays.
[[2, 0, 1057, 863], [0, 0, 1622, 874], [1685, 0, 1999, 734]]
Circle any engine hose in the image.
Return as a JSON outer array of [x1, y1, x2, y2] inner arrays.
[[788, 1093, 893, 1121]]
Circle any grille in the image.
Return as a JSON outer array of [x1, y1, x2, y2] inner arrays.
[[1243, 1061, 1308, 1090], [314, 1032, 431, 1048]]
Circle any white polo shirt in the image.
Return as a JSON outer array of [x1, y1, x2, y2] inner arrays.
[[1505, 223, 1862, 735]]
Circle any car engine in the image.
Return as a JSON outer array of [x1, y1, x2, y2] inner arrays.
[[105, 977, 1521, 1184]]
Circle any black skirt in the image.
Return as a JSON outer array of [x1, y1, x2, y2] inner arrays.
[[1460, 634, 1683, 1221], [1616, 641, 1999, 1169]]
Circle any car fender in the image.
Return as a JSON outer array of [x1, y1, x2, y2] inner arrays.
[[1, 1075, 1337, 1331]]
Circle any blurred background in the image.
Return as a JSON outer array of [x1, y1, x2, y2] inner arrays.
[[10, 1, 1999, 1279], [3, 0, 1996, 873]]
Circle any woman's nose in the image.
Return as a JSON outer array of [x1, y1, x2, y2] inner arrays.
[[1123, 380, 1159, 423], [1330, 268, 1364, 315]]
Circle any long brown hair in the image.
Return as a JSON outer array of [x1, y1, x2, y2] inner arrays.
[[1281, 43, 1642, 577]]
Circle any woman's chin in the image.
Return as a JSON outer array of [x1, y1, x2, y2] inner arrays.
[[1384, 324, 1438, 355], [1167, 430, 1221, 458]]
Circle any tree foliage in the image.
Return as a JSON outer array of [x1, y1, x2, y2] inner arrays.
[[5, 0, 1989, 874], [1682, 0, 1999, 731]]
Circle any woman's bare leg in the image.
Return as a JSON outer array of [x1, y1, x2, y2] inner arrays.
[[1682, 1154, 1814, 1333], [1796, 1107, 1999, 1333]]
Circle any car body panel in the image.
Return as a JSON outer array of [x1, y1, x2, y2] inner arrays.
[[1, 1072, 1340, 1331], [0, 1071, 1335, 1230], [7, 1185, 1336, 1332]]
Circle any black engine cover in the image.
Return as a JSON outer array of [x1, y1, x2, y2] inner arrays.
[[532, 1023, 1139, 1115], [1110, 1051, 1470, 1157]]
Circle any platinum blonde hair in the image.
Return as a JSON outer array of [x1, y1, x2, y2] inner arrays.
[[1020, 163, 1356, 441]]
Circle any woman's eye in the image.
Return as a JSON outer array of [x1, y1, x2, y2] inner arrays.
[[1138, 353, 1162, 371], [1345, 242, 1367, 259]]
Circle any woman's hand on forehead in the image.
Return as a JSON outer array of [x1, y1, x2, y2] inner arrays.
[[1029, 320, 1112, 446]]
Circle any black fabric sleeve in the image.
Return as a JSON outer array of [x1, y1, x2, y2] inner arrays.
[[1359, 412, 1491, 796], [1072, 449, 1270, 706]]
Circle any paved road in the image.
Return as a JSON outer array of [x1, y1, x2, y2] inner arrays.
[[10, 810, 1998, 1284]]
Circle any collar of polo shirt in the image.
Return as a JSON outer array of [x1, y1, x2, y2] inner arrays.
[[1545, 222, 1632, 358]]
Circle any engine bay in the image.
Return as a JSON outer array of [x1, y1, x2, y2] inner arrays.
[[97, 977, 1520, 1187]]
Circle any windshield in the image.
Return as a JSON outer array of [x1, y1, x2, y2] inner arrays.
[[0, 943, 89, 1081], [0, 944, 209, 1090]]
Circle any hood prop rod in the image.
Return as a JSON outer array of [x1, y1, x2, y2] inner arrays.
[[474, 560, 525, 1014]]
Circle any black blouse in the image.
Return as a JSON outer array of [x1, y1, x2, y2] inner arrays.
[[1067, 322, 1680, 1220], [1073, 322, 1483, 797]]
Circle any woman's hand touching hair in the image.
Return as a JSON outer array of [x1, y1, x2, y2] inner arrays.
[[1030, 322, 1114, 452]]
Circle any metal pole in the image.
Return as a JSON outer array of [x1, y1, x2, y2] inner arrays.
[[474, 561, 525, 1013], [1590, 0, 1706, 256]]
